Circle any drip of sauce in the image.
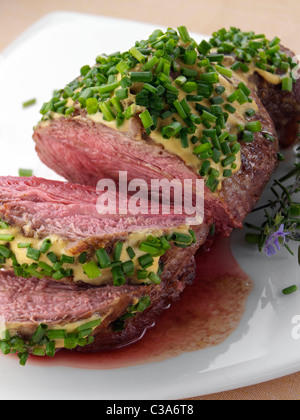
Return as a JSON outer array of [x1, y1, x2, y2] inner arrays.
[[29, 236, 253, 369]]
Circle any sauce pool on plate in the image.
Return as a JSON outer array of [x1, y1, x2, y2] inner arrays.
[[30, 236, 253, 369]]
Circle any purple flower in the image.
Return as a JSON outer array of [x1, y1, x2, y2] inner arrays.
[[264, 224, 291, 257]]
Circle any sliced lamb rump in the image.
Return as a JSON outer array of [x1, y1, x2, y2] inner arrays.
[[33, 27, 281, 236], [0, 175, 209, 356], [0, 227, 204, 354], [33, 88, 277, 236]]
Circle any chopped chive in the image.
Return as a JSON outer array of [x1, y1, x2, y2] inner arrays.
[[142, 55, 159, 71], [138, 253, 154, 269], [19, 169, 33, 177], [139, 110, 154, 130], [173, 232, 193, 245], [161, 121, 182, 139], [126, 246, 136, 259], [184, 50, 197, 65], [26, 248, 41, 262], [99, 102, 115, 122], [114, 242, 123, 261], [38, 261, 53, 273], [86, 97, 99, 115], [245, 121, 262, 132], [0, 234, 14, 242], [52, 271, 66, 280], [77, 319, 102, 332], [215, 65, 232, 78], [116, 60, 130, 74], [238, 82, 251, 97], [282, 77, 293, 92], [95, 248, 111, 268], [22, 98, 36, 108], [61, 254, 75, 264], [17, 242, 31, 249], [0, 245, 11, 259], [47, 252, 57, 264], [130, 72, 153, 83], [80, 65, 91, 76], [220, 141, 231, 155], [182, 82, 198, 93], [0, 220, 9, 229], [200, 72, 219, 84], [98, 82, 120, 95], [223, 169, 232, 177], [139, 242, 160, 256], [242, 130, 254, 142], [78, 252, 87, 264], [148, 272, 162, 284], [129, 47, 146, 63], [177, 26, 191, 43], [137, 269, 148, 280], [202, 110, 217, 123], [282, 285, 298, 295], [221, 155, 236, 167], [197, 40, 212, 55], [64, 333, 78, 350], [193, 142, 213, 154], [122, 260, 135, 276], [245, 108, 256, 117], [111, 266, 126, 286], [173, 99, 188, 119], [199, 160, 211, 176], [186, 95, 204, 102], [46, 330, 67, 340], [245, 233, 260, 244], [206, 175, 219, 193], [175, 75, 187, 86], [40, 239, 52, 254], [115, 88, 128, 100], [82, 261, 101, 279]]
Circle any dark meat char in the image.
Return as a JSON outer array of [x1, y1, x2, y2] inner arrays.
[[33, 88, 278, 235], [250, 46, 300, 148]]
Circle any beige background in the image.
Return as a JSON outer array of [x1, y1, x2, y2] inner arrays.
[[0, 0, 299, 400]]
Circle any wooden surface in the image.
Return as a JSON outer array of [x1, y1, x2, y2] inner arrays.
[[0, 0, 299, 401]]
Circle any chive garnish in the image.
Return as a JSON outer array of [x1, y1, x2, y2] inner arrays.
[[82, 261, 101, 279], [95, 248, 111, 268], [22, 98, 36, 108], [111, 266, 126, 286], [0, 234, 15, 242], [19, 169, 33, 177], [26, 248, 41, 262], [61, 254, 75, 264], [17, 243, 31, 249], [40, 239, 52, 254], [282, 285, 298, 295], [138, 253, 154, 269]]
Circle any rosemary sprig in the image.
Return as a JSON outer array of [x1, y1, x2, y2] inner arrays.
[[245, 145, 300, 266]]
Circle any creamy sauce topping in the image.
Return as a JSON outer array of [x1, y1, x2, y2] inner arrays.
[[42, 58, 265, 188]]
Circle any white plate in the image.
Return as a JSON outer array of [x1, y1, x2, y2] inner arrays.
[[0, 12, 299, 400]]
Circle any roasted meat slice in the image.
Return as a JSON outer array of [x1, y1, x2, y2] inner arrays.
[[0, 176, 209, 356]]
